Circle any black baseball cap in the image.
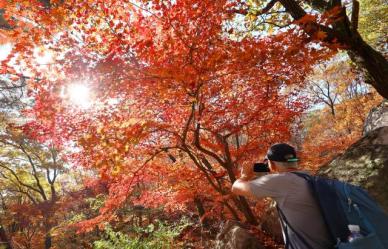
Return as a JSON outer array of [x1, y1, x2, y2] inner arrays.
[[266, 143, 299, 162]]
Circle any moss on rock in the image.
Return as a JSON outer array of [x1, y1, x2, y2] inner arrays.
[[318, 126, 388, 212]]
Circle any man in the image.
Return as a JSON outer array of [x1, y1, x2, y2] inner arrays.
[[232, 143, 332, 249]]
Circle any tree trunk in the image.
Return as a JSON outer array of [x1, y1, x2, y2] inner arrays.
[[225, 165, 258, 225], [44, 233, 52, 249], [223, 201, 241, 221], [348, 33, 388, 98], [194, 196, 209, 227], [230, 196, 258, 225], [330, 104, 335, 116], [239, 197, 258, 225], [43, 217, 52, 249], [0, 224, 12, 249]]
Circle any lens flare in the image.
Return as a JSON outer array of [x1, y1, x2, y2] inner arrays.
[[67, 83, 92, 108]]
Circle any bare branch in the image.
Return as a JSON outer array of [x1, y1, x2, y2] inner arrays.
[[181, 103, 195, 144], [12, 187, 38, 205], [18, 144, 48, 201], [0, 163, 42, 197]]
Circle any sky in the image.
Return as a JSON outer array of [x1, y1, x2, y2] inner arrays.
[[0, 43, 12, 61]]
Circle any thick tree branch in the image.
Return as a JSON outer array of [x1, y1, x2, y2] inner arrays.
[[233, 0, 279, 15], [0, 163, 42, 196], [260, 0, 279, 14], [305, 0, 329, 11], [39, 0, 51, 8], [181, 145, 225, 194], [18, 144, 48, 201], [278, 0, 306, 19], [181, 103, 195, 144], [223, 200, 240, 221], [194, 124, 226, 167], [200, 156, 226, 191], [0, 9, 12, 30], [13, 187, 39, 206], [217, 135, 238, 183], [351, 0, 359, 30]]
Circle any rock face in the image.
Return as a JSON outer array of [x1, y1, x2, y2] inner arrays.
[[215, 220, 264, 249], [318, 126, 388, 212], [363, 100, 388, 135]]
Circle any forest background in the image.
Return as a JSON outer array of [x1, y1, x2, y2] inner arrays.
[[0, 0, 387, 248]]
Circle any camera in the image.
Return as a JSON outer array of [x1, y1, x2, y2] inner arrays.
[[253, 162, 270, 172]]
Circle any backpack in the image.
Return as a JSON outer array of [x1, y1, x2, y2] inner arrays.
[[278, 172, 388, 249]]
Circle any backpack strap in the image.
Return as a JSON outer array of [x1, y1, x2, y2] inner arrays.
[[276, 205, 315, 249], [277, 207, 292, 249], [291, 172, 349, 243]]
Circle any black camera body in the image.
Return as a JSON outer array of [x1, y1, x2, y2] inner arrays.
[[253, 162, 270, 172]]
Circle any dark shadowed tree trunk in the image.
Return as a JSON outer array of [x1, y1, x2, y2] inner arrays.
[[0, 224, 12, 249], [194, 196, 210, 227], [44, 234, 52, 249], [347, 33, 388, 98]]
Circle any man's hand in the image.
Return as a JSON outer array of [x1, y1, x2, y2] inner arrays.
[[239, 163, 255, 181], [231, 164, 255, 198], [232, 164, 267, 198]]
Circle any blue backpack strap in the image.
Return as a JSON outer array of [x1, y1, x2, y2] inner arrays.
[[291, 172, 349, 244], [276, 205, 314, 249], [276, 206, 292, 249]]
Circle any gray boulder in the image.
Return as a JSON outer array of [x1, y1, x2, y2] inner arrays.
[[363, 100, 388, 135], [215, 220, 264, 249], [318, 126, 388, 212]]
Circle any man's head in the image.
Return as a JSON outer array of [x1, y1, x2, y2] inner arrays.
[[266, 143, 299, 172]]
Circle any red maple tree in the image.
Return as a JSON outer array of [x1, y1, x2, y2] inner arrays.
[[1, 0, 332, 230]]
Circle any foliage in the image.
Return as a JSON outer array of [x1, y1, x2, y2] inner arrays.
[[94, 219, 192, 249]]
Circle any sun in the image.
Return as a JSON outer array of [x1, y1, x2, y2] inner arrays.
[[66, 83, 92, 108]]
